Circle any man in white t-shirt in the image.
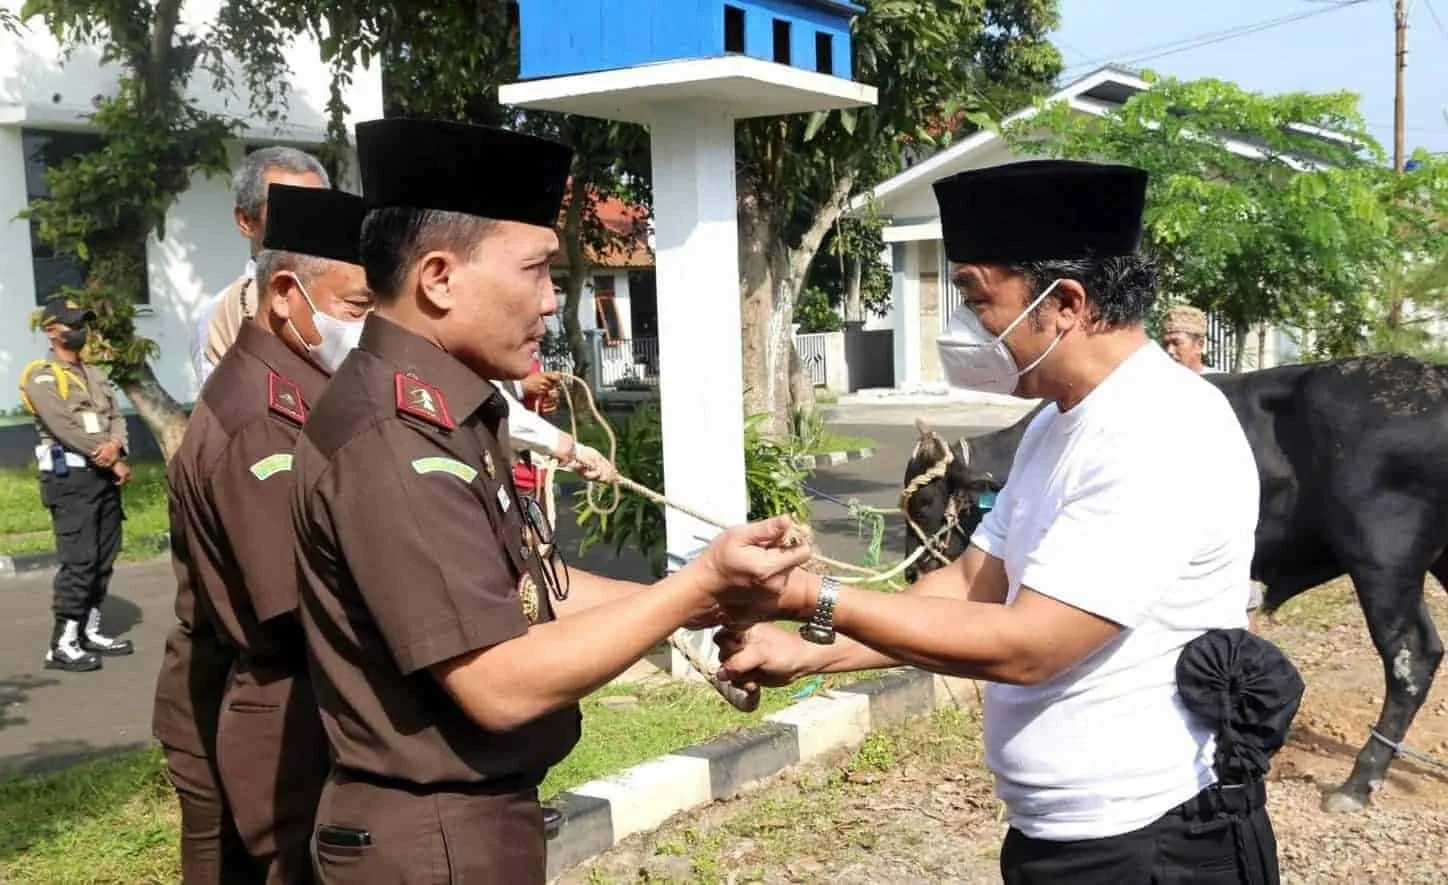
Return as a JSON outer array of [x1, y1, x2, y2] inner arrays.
[[714, 160, 1283, 882]]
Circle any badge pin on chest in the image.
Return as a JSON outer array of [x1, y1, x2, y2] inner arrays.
[[497, 485, 512, 513], [482, 450, 495, 479]]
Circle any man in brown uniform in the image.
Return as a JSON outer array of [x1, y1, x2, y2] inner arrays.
[[20, 298, 134, 672], [154, 184, 372, 883], [291, 118, 808, 883]]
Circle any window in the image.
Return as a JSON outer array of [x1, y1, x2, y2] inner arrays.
[[724, 5, 746, 53], [593, 275, 623, 344], [815, 32, 834, 75], [22, 129, 150, 306], [772, 19, 792, 64]]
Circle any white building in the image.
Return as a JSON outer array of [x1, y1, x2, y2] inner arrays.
[[853, 65, 1315, 396], [0, 0, 381, 413]]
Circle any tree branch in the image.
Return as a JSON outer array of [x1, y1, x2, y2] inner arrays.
[[788, 172, 856, 295]]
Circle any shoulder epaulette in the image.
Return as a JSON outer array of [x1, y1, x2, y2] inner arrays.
[[267, 371, 307, 425], [395, 372, 456, 430]]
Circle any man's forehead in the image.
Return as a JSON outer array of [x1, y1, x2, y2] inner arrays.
[[492, 220, 559, 258]]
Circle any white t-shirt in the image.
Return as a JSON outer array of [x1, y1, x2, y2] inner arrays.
[[192, 259, 255, 391], [970, 341, 1258, 841]]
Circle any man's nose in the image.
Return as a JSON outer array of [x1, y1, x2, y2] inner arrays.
[[542, 286, 559, 316]]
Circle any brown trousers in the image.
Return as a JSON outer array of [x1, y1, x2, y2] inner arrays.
[[162, 745, 259, 883], [216, 660, 330, 885], [311, 771, 547, 884]]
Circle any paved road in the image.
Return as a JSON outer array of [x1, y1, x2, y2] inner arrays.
[[0, 419, 1004, 780]]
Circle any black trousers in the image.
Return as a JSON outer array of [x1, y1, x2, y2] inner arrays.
[[1001, 783, 1279, 884], [41, 467, 124, 622]]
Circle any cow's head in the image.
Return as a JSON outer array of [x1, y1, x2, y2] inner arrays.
[[900, 418, 1002, 583]]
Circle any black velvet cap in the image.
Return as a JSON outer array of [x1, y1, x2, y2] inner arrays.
[[933, 160, 1148, 264], [354, 118, 573, 227], [261, 184, 365, 265]]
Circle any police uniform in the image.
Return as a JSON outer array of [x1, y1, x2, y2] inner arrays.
[[155, 184, 366, 884], [291, 119, 580, 883], [20, 298, 133, 671]]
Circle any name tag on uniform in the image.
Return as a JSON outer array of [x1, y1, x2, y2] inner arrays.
[[81, 411, 101, 434], [497, 485, 512, 513]]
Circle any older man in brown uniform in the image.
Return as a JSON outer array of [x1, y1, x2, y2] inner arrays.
[[154, 183, 372, 884], [290, 118, 808, 883]]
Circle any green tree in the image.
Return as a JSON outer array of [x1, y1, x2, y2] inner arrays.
[[1004, 73, 1391, 366], [17, 0, 297, 458], [737, 0, 1062, 433]]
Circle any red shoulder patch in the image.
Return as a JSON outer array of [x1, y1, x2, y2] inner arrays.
[[267, 371, 307, 424], [395, 373, 456, 430]]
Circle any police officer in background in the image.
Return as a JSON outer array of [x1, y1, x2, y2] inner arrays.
[[290, 118, 808, 882], [21, 298, 133, 672], [155, 183, 372, 884]]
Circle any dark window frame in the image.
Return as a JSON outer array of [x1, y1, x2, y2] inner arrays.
[[22, 128, 151, 306]]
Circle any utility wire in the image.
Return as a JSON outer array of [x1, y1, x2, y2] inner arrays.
[[1061, 0, 1372, 77]]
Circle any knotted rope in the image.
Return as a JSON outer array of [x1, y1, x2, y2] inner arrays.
[[553, 374, 957, 585], [542, 373, 963, 712]]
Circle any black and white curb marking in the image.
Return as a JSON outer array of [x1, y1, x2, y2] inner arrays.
[[545, 667, 974, 880], [792, 448, 874, 471]]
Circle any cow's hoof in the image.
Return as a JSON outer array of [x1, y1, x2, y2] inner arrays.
[[1321, 790, 1369, 814]]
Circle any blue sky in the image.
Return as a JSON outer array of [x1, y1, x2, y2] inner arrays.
[[1054, 0, 1448, 155]]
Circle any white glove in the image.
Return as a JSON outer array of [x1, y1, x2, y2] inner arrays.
[[568, 443, 617, 483]]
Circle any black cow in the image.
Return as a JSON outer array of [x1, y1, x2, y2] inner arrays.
[[901, 353, 1448, 813]]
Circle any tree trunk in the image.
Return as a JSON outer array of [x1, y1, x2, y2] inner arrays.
[[561, 173, 592, 398], [843, 255, 864, 323], [738, 179, 791, 434], [119, 362, 188, 461], [1256, 324, 1268, 370], [1232, 326, 1249, 373], [738, 173, 854, 436]]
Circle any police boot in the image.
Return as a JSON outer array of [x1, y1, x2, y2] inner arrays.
[[81, 607, 134, 656], [44, 619, 101, 672]]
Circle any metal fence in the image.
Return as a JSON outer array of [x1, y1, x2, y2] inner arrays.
[[597, 337, 659, 388], [1205, 312, 1238, 372], [795, 332, 829, 386]]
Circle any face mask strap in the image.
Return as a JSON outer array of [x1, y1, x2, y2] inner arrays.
[[993, 278, 1063, 344]]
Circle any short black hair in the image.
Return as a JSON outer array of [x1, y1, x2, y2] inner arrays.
[[359, 207, 496, 300], [1009, 252, 1158, 331]]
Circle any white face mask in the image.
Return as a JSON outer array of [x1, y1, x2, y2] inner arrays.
[[290, 278, 366, 374], [937, 279, 1066, 395]]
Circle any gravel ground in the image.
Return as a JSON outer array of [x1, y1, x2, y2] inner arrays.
[[562, 578, 1448, 884]]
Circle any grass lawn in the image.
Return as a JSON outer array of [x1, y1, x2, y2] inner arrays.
[[0, 672, 865, 884], [0, 461, 170, 561]]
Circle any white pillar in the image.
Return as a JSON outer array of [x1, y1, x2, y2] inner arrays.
[[647, 102, 749, 680], [892, 242, 922, 388]]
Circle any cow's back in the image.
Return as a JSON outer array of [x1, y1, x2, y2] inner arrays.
[[1210, 355, 1448, 602]]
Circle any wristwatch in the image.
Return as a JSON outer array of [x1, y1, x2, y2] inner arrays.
[[799, 577, 841, 645]]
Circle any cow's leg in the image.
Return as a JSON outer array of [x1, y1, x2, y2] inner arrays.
[[1323, 577, 1443, 813]]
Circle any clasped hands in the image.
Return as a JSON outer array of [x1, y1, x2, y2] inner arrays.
[[681, 514, 818, 632]]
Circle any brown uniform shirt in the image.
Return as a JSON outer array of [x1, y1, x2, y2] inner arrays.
[[153, 322, 326, 751], [291, 315, 581, 786], [22, 349, 128, 461]]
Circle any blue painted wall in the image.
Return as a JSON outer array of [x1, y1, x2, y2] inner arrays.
[[516, 0, 860, 80]]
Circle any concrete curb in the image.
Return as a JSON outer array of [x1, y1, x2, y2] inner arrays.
[[0, 533, 170, 579], [792, 447, 874, 470], [545, 667, 976, 880]]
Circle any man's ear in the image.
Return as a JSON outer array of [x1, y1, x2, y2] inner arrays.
[[267, 272, 298, 322], [417, 251, 459, 313], [1051, 279, 1088, 331], [235, 207, 259, 242]]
